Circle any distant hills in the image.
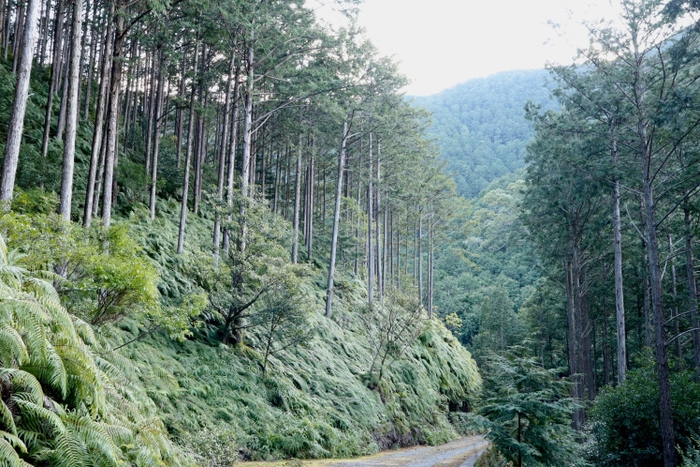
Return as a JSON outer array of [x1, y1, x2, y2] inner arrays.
[[413, 69, 557, 198]]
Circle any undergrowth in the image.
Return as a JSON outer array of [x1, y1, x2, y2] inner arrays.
[[104, 200, 482, 462]]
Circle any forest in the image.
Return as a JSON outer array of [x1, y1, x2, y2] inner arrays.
[[426, 0, 700, 466], [2, 0, 700, 465]]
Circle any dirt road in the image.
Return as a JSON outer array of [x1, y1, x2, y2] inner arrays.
[[241, 436, 488, 467], [323, 436, 488, 467]]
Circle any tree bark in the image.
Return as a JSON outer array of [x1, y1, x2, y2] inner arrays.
[[0, 0, 41, 203], [101, 11, 125, 228], [83, 2, 113, 227], [40, 0, 64, 159], [58, 0, 83, 220]]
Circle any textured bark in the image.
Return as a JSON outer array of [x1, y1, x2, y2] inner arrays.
[[418, 213, 423, 307], [40, 0, 65, 159], [101, 12, 125, 227], [56, 47, 70, 138], [0, 0, 41, 203], [58, 0, 83, 220], [83, 0, 100, 119], [306, 152, 314, 261], [83, 3, 113, 226]]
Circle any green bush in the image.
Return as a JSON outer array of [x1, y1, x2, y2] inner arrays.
[[589, 363, 700, 467]]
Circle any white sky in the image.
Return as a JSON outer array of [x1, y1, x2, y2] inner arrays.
[[316, 0, 619, 95]]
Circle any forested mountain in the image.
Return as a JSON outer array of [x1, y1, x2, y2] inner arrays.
[[413, 69, 555, 197]]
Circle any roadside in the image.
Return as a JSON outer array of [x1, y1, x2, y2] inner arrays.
[[238, 436, 488, 467]]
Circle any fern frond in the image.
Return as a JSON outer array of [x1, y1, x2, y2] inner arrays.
[[0, 369, 44, 405], [0, 399, 18, 436], [13, 398, 65, 437], [0, 437, 32, 467], [0, 324, 28, 366]]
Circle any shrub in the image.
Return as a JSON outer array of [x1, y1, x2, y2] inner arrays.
[[589, 362, 700, 467]]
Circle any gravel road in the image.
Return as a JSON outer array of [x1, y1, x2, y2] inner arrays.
[[323, 436, 488, 467]]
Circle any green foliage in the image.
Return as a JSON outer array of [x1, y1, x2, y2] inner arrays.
[[414, 70, 556, 197], [475, 447, 513, 467], [475, 349, 577, 467], [682, 441, 700, 467], [474, 286, 524, 356], [589, 362, 700, 467], [0, 233, 192, 466]]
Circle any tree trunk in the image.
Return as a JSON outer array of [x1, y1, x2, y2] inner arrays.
[[83, 3, 113, 226], [149, 49, 164, 221], [418, 212, 423, 307], [214, 51, 235, 264], [0, 0, 41, 203], [239, 39, 254, 251], [610, 124, 627, 383], [292, 132, 302, 263], [58, 0, 82, 220], [376, 140, 382, 304], [144, 50, 156, 174], [643, 176, 677, 467], [367, 132, 374, 305], [325, 119, 349, 318], [565, 259, 584, 430], [222, 65, 240, 255], [307, 151, 314, 261], [56, 45, 70, 139], [685, 206, 700, 375], [177, 41, 199, 254], [101, 11, 125, 228], [40, 0, 64, 158], [669, 235, 681, 358], [83, 0, 99, 119]]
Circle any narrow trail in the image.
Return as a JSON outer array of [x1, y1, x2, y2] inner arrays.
[[241, 436, 489, 467]]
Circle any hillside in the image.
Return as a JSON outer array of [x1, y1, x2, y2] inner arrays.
[[413, 69, 556, 197], [0, 1, 482, 462]]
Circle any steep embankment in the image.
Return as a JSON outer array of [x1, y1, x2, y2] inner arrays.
[[113, 201, 481, 463], [0, 198, 480, 465], [413, 69, 555, 197]]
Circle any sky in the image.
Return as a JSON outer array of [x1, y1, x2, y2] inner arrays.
[[316, 0, 619, 96]]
